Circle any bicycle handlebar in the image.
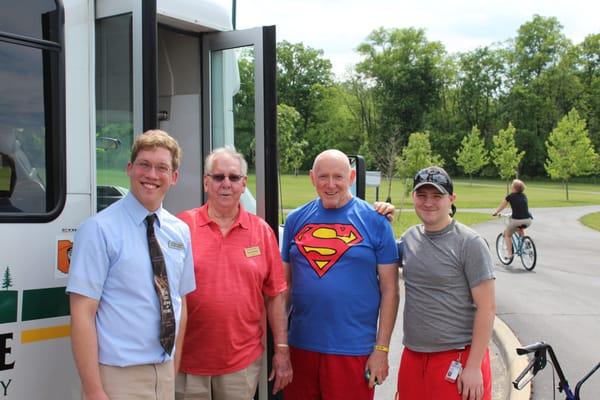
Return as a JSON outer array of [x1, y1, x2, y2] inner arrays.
[[516, 341, 548, 355], [513, 356, 539, 390], [513, 342, 574, 397], [514, 341, 600, 399]]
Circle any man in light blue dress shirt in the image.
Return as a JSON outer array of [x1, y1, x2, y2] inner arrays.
[[67, 130, 195, 400]]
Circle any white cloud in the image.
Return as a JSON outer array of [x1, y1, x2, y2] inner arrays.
[[236, 0, 600, 77]]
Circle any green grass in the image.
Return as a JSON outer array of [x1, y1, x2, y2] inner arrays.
[[277, 174, 600, 236], [390, 210, 493, 236], [98, 169, 600, 214], [97, 169, 130, 188], [280, 175, 600, 210], [580, 212, 600, 232]]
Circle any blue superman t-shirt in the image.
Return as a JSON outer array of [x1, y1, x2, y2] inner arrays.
[[281, 197, 399, 355]]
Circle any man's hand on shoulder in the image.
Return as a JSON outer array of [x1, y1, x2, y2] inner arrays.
[[373, 201, 395, 222]]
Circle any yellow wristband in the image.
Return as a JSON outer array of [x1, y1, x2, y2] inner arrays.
[[374, 345, 389, 353], [276, 343, 289, 348]]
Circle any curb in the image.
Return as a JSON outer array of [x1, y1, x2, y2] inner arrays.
[[493, 316, 531, 400]]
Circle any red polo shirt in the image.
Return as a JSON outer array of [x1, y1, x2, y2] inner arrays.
[[177, 204, 287, 375]]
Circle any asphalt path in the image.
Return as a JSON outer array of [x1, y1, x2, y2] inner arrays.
[[473, 205, 600, 399], [373, 282, 508, 400]]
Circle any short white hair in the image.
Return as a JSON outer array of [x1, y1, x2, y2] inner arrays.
[[204, 146, 248, 176]]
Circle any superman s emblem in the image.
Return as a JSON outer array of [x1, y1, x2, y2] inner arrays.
[[295, 223, 363, 278]]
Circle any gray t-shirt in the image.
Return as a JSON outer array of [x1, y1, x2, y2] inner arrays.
[[402, 219, 494, 352]]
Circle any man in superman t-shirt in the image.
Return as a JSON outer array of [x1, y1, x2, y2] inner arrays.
[[281, 149, 399, 400]]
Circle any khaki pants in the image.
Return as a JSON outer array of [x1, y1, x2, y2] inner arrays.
[[175, 356, 262, 400], [97, 361, 174, 400]]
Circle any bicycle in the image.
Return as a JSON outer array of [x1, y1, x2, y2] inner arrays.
[[513, 341, 600, 399], [494, 211, 537, 270]]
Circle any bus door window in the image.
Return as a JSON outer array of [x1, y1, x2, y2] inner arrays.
[[95, 14, 133, 211], [210, 47, 257, 213]]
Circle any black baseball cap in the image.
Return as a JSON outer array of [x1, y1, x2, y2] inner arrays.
[[412, 166, 453, 195]]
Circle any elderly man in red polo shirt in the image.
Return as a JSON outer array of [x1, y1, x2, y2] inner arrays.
[[175, 147, 292, 399]]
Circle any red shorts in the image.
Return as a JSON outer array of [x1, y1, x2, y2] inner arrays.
[[284, 346, 374, 400], [396, 346, 492, 400]]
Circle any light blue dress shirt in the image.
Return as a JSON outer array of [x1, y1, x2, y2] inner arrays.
[[67, 192, 196, 366]]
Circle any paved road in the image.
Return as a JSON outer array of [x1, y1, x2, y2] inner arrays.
[[374, 281, 508, 400], [475, 206, 600, 399]]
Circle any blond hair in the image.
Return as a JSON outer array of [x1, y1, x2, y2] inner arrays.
[[130, 130, 181, 170], [512, 179, 526, 193]]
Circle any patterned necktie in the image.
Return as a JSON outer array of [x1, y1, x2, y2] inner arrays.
[[145, 214, 176, 355]]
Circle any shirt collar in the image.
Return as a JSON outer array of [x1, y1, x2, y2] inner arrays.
[[198, 203, 250, 230], [123, 192, 165, 227]]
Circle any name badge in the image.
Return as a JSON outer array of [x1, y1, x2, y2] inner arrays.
[[168, 240, 184, 250], [244, 246, 261, 257]]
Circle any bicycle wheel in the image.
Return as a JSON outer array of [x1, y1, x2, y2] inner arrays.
[[519, 236, 537, 271], [495, 233, 513, 265]]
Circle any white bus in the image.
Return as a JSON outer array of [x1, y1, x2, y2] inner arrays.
[[0, 0, 279, 398]]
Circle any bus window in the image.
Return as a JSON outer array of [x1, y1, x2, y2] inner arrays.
[[95, 14, 134, 211], [0, 0, 64, 218], [0, 0, 58, 40]]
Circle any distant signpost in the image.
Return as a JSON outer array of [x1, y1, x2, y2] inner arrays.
[[366, 171, 382, 201]]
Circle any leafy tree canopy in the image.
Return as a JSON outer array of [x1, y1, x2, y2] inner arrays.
[[455, 125, 489, 182], [491, 122, 525, 182], [545, 108, 599, 199]]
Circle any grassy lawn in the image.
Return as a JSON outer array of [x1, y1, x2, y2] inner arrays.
[[278, 175, 600, 236], [99, 169, 600, 209], [580, 212, 600, 232], [97, 169, 130, 188], [390, 210, 493, 237], [280, 175, 600, 209], [98, 169, 600, 234]]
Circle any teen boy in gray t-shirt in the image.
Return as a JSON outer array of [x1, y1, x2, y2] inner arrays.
[[396, 166, 496, 400]]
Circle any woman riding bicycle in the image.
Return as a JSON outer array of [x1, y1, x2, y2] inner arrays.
[[492, 179, 532, 258]]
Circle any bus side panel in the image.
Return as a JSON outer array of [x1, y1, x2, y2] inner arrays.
[[0, 194, 90, 399], [0, 0, 94, 398]]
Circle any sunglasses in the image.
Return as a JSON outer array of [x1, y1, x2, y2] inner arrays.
[[413, 168, 452, 192], [207, 173, 245, 183]]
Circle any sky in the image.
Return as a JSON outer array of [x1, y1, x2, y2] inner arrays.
[[236, 0, 600, 78]]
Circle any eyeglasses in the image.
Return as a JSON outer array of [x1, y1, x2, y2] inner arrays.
[[134, 161, 172, 175], [207, 173, 245, 183], [413, 168, 452, 193]]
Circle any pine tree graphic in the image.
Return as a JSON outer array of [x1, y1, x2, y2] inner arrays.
[[2, 266, 13, 290]]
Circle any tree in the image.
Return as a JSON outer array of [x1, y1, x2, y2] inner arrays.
[[233, 51, 256, 165], [397, 132, 444, 195], [2, 267, 12, 290], [356, 27, 445, 175], [277, 104, 307, 175], [576, 34, 600, 152], [545, 108, 599, 200], [455, 126, 489, 184], [491, 122, 525, 190], [277, 41, 334, 135], [501, 15, 575, 176], [511, 15, 570, 83], [303, 84, 366, 164], [456, 47, 506, 136], [371, 135, 401, 203]]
